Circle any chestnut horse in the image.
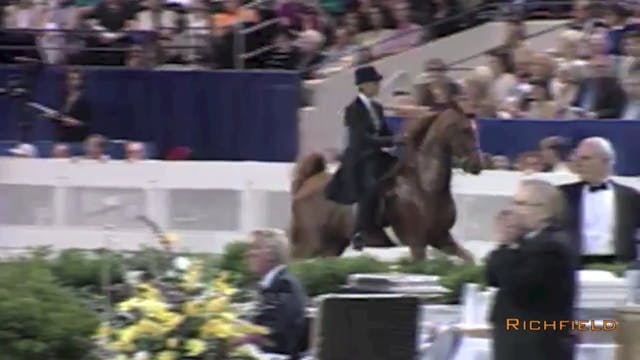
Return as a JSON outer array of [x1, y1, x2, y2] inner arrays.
[[289, 103, 482, 262]]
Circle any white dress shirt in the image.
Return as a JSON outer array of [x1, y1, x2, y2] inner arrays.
[[259, 264, 286, 289], [581, 183, 616, 255]]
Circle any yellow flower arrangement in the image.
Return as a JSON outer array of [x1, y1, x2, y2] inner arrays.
[[181, 261, 203, 292], [96, 258, 268, 359]]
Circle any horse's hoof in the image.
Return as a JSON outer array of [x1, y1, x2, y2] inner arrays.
[[351, 233, 365, 251]]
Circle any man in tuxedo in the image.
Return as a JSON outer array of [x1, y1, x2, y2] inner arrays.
[[571, 55, 627, 119], [559, 137, 640, 265], [325, 65, 402, 250], [244, 229, 307, 358], [487, 179, 577, 360]]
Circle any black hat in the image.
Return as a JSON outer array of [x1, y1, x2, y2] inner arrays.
[[355, 65, 383, 86]]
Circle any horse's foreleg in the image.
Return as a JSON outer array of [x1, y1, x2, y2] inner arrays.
[[409, 246, 427, 261], [440, 233, 475, 264]]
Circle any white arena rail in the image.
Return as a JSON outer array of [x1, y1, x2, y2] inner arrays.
[[1, 158, 639, 256]]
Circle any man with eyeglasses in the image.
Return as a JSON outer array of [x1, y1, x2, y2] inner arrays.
[[486, 179, 576, 360], [559, 137, 640, 265]]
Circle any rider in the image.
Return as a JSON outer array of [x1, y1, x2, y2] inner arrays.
[[325, 65, 402, 250]]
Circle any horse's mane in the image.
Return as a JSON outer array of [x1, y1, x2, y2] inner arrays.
[[408, 101, 465, 146], [407, 112, 438, 147], [291, 153, 327, 194]]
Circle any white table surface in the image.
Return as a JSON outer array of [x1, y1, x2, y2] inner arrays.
[[452, 337, 617, 360]]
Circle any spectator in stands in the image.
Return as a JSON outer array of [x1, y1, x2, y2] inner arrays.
[[528, 52, 554, 82], [621, 67, 640, 120], [3, 0, 46, 61], [373, 0, 422, 57], [520, 79, 555, 119], [50, 143, 71, 158], [264, 27, 301, 69], [570, 55, 626, 119], [3, 0, 45, 29], [569, 0, 605, 35], [603, 3, 636, 57], [293, 13, 325, 72], [184, 0, 213, 64], [315, 26, 358, 77], [539, 136, 571, 173], [354, 6, 393, 48], [41, 0, 82, 64], [85, 0, 137, 65], [344, 11, 361, 38], [84, 133, 109, 161], [125, 141, 146, 161], [487, 49, 517, 108], [620, 30, 640, 80], [502, 19, 530, 61], [551, 62, 581, 118], [277, 0, 314, 31], [426, 0, 460, 39], [460, 71, 497, 118], [46, 68, 91, 143], [559, 137, 640, 264], [242, 229, 307, 357], [515, 151, 544, 173], [491, 155, 511, 170], [555, 29, 588, 70], [8, 143, 38, 158], [582, 30, 609, 60], [415, 58, 460, 107], [355, 46, 373, 65], [212, 0, 259, 37], [134, 0, 179, 64]]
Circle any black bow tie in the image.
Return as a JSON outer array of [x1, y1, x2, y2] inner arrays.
[[588, 183, 609, 192]]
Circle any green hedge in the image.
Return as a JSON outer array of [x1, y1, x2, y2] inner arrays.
[[0, 258, 99, 360], [1, 241, 627, 359], [585, 262, 628, 277], [289, 256, 389, 296], [215, 241, 485, 302]]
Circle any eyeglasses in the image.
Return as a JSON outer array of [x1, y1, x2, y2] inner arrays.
[[513, 200, 545, 207]]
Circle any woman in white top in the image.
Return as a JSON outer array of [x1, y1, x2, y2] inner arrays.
[[3, 0, 46, 29], [487, 49, 517, 111], [550, 62, 582, 119]]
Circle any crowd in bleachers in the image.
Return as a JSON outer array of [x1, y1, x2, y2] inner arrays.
[[378, 1, 639, 173], [2, 135, 158, 160], [0, 0, 576, 74], [386, 2, 639, 123], [2, 1, 639, 167]]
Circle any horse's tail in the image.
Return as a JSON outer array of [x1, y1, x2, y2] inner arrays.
[[291, 152, 327, 194]]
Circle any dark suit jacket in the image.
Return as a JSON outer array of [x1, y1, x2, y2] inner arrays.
[[486, 227, 577, 360], [559, 181, 640, 263], [55, 94, 91, 143], [325, 96, 396, 205], [254, 267, 307, 358], [571, 77, 626, 119]]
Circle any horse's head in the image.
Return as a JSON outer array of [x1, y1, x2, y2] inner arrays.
[[446, 106, 483, 175], [411, 103, 483, 175]]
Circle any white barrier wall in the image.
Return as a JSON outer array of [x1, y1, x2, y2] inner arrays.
[[2, 159, 639, 255]]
